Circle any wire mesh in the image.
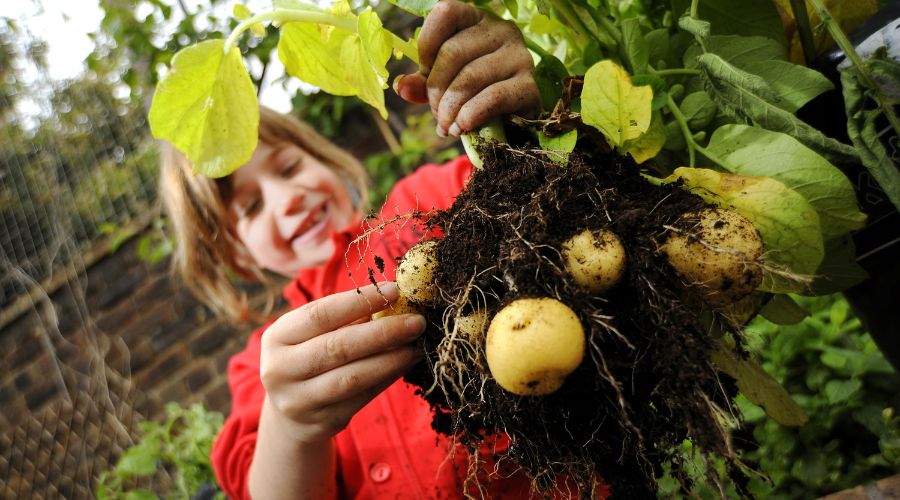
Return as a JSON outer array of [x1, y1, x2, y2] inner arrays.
[[1, 15, 166, 499]]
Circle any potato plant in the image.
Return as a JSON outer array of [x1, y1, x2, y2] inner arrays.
[[146, 0, 898, 496]]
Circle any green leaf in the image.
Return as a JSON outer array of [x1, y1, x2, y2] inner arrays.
[[696, 0, 786, 46], [711, 342, 808, 426], [501, 0, 518, 19], [538, 129, 578, 165], [678, 16, 710, 42], [685, 35, 787, 70], [759, 295, 809, 325], [623, 110, 665, 163], [534, 54, 569, 109], [279, 23, 355, 95], [665, 167, 824, 293], [582, 59, 653, 148], [232, 4, 252, 19], [115, 441, 160, 477], [620, 18, 649, 74], [645, 28, 670, 67], [679, 91, 717, 130], [125, 490, 158, 500], [631, 74, 668, 111], [278, 11, 392, 119], [357, 10, 393, 103], [742, 60, 834, 114], [824, 378, 862, 404], [148, 40, 259, 178], [808, 236, 868, 295], [386, 0, 437, 16], [841, 67, 900, 212], [698, 53, 859, 166], [705, 125, 866, 241]]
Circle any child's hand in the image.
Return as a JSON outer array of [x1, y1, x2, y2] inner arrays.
[[258, 282, 425, 444], [393, 0, 540, 137]]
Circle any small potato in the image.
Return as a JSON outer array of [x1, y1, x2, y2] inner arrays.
[[455, 310, 488, 342], [372, 295, 421, 320], [486, 298, 585, 396], [395, 240, 439, 304], [662, 208, 764, 306], [561, 229, 626, 293]]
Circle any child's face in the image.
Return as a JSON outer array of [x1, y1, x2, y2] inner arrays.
[[228, 141, 357, 277]]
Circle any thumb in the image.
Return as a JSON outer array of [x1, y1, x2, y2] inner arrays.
[[392, 73, 428, 105]]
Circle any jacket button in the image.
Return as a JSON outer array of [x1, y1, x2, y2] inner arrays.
[[369, 462, 391, 483]]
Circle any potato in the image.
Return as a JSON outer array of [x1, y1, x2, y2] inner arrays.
[[561, 229, 626, 293], [486, 298, 585, 396], [371, 295, 420, 320], [455, 310, 488, 341], [395, 240, 439, 304], [662, 208, 763, 306]]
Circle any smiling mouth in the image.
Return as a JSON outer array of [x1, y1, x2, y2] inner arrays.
[[291, 203, 328, 242]]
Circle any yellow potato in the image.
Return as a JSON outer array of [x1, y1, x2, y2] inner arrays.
[[455, 310, 488, 342], [395, 240, 439, 304], [371, 295, 420, 320], [662, 208, 764, 306], [561, 229, 626, 293], [486, 298, 585, 396]]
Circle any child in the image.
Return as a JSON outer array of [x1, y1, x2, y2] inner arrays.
[[160, 1, 543, 498]]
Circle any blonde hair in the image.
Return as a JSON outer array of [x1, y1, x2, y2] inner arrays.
[[159, 106, 370, 322]]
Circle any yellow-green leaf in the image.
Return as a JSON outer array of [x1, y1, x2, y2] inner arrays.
[[538, 129, 578, 165], [711, 342, 809, 427], [623, 110, 664, 163], [339, 31, 388, 118], [329, 0, 352, 16], [233, 4, 252, 19], [358, 9, 393, 89], [582, 59, 652, 148], [279, 22, 355, 96], [666, 167, 824, 293], [148, 39, 258, 178], [250, 22, 267, 37]]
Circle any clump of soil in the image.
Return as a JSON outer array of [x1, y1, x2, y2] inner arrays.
[[401, 134, 752, 497]]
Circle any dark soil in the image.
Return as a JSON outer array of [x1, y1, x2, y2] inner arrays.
[[400, 131, 749, 497]]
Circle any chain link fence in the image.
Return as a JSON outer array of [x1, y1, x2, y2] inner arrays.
[[0, 16, 169, 498]]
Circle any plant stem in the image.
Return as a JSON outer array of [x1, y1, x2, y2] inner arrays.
[[551, 0, 607, 50], [524, 36, 552, 61], [687, 0, 707, 53], [666, 94, 696, 167], [652, 68, 701, 77], [806, 0, 900, 139], [224, 9, 418, 64], [665, 94, 734, 170], [788, 0, 817, 65], [461, 118, 507, 170]]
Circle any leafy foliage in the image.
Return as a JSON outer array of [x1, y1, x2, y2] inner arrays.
[[736, 295, 900, 498], [97, 403, 225, 500]]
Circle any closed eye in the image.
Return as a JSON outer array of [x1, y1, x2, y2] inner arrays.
[[280, 159, 302, 177], [236, 196, 261, 219]]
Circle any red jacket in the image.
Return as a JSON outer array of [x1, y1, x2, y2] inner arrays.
[[211, 157, 551, 499]]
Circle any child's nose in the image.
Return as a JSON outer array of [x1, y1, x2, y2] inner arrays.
[[279, 191, 305, 216]]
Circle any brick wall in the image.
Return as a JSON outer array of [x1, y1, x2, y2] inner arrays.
[[0, 228, 268, 498]]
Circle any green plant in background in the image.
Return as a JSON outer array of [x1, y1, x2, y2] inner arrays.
[[365, 112, 460, 206], [97, 403, 225, 500], [735, 294, 900, 498]]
